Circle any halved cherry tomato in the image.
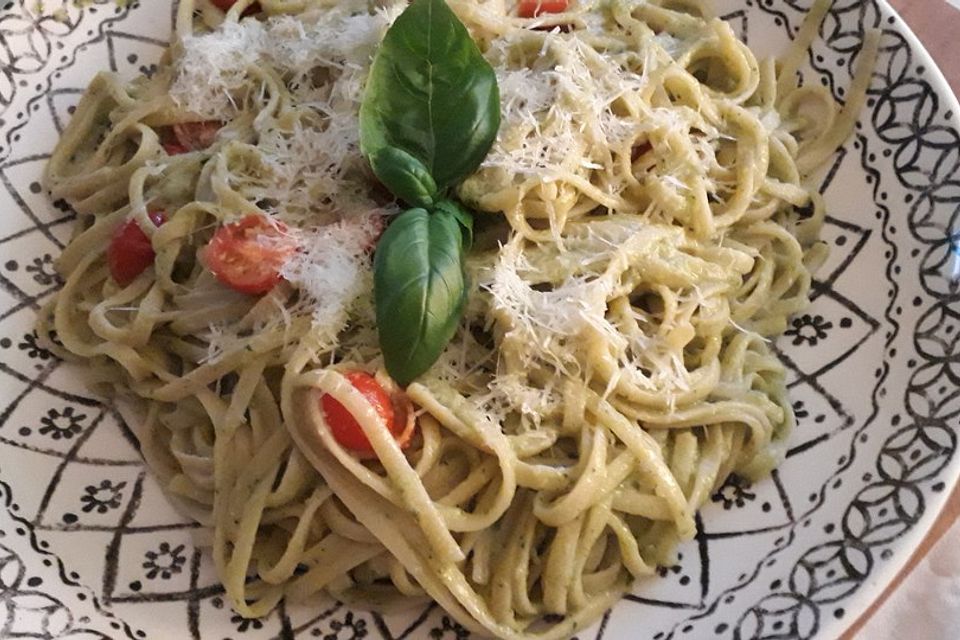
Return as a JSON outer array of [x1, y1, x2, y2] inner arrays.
[[161, 121, 221, 155], [210, 0, 261, 16], [161, 139, 189, 155], [321, 371, 408, 453], [108, 211, 167, 286], [518, 0, 569, 18], [173, 121, 221, 149], [201, 214, 297, 295]]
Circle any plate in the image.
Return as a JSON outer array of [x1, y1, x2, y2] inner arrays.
[[0, 1, 957, 638]]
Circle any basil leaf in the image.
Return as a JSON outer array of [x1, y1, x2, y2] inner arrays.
[[374, 207, 467, 385], [360, 0, 500, 192], [369, 146, 438, 209], [434, 199, 474, 249]]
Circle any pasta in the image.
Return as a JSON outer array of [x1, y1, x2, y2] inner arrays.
[[37, 0, 878, 637]]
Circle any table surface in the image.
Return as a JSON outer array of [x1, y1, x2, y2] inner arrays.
[[842, 1, 960, 637], [888, 0, 960, 92]]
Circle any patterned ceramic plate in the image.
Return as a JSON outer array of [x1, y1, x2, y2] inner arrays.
[[0, 0, 957, 638]]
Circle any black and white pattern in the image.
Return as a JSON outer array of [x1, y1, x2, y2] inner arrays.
[[0, 0, 957, 638]]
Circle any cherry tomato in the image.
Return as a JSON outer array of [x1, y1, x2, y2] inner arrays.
[[173, 121, 221, 150], [209, 0, 261, 16], [108, 211, 167, 286], [161, 139, 189, 155], [518, 0, 569, 18], [321, 371, 408, 453], [161, 121, 221, 155], [201, 214, 297, 295]]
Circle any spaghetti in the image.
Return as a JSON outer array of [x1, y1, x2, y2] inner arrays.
[[38, 0, 878, 637]]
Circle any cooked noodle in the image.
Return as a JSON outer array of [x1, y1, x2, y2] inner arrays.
[[37, 0, 878, 637]]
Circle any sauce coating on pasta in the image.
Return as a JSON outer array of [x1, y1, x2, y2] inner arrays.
[[38, 0, 878, 637]]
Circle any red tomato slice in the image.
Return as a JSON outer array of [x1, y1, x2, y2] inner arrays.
[[210, 0, 261, 16], [173, 121, 221, 150], [201, 214, 297, 295], [162, 121, 221, 155], [161, 140, 189, 155], [321, 371, 410, 453], [108, 211, 167, 286], [518, 0, 569, 18]]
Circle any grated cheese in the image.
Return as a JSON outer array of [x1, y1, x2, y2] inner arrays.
[[169, 1, 404, 221], [167, 2, 408, 329], [280, 213, 383, 341], [171, 2, 402, 118], [478, 217, 751, 404]]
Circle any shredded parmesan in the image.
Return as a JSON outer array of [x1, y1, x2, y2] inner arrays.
[[280, 213, 382, 339], [167, 1, 408, 327], [478, 217, 751, 404], [171, 2, 401, 118]]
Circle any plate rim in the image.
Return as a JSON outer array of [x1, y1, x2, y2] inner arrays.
[[837, 0, 960, 635]]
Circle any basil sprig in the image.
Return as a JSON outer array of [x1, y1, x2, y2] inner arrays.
[[373, 209, 467, 384], [361, 0, 500, 385], [360, 0, 500, 193], [368, 146, 438, 209]]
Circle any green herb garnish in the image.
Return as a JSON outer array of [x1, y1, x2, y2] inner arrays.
[[360, 0, 500, 385]]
